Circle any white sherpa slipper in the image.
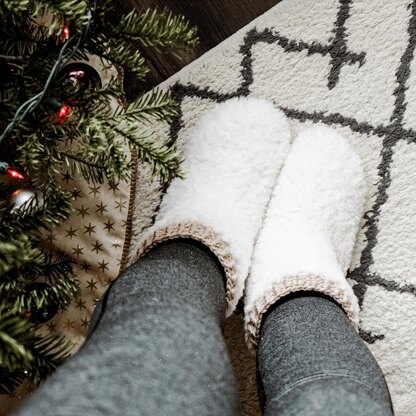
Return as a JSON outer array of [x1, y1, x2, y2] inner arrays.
[[135, 96, 291, 316], [244, 126, 367, 348]]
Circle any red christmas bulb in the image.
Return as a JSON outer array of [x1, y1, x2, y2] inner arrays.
[[62, 26, 70, 40], [58, 104, 72, 122], [6, 168, 24, 180], [0, 162, 24, 179]]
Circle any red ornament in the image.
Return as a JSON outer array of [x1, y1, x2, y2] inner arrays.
[[62, 26, 70, 41], [6, 168, 25, 180], [58, 104, 72, 122]]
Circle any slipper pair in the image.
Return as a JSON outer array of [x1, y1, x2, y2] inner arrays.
[[136, 97, 366, 349]]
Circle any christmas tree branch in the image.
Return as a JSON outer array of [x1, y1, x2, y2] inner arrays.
[[0, 0, 198, 393], [0, 0, 30, 13], [118, 88, 177, 123], [3, 189, 72, 236], [30, 0, 90, 34], [0, 308, 33, 369], [26, 251, 74, 285], [88, 38, 149, 81], [112, 125, 183, 183], [13, 277, 79, 312], [0, 368, 26, 395], [0, 234, 44, 275], [112, 8, 198, 49], [60, 151, 108, 183], [27, 333, 73, 383]]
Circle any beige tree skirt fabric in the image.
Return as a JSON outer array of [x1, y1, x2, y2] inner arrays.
[[4, 0, 416, 414]]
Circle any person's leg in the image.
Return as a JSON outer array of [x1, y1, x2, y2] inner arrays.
[[14, 240, 240, 416], [243, 127, 393, 414], [257, 291, 394, 416]]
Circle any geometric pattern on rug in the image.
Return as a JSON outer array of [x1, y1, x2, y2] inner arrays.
[[130, 0, 416, 413]]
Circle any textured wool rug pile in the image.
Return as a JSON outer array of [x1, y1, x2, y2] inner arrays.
[[3, 0, 416, 414], [142, 0, 415, 413]]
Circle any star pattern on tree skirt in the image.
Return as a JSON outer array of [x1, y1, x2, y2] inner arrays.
[[80, 317, 90, 330], [59, 305, 69, 314], [91, 240, 103, 254], [108, 182, 119, 192], [72, 244, 84, 258], [103, 218, 115, 232], [63, 319, 75, 330], [95, 202, 108, 215], [71, 189, 82, 200], [80, 261, 92, 272], [76, 205, 90, 218], [115, 197, 127, 212], [104, 276, 113, 286], [65, 226, 77, 239], [83, 222, 96, 236], [45, 232, 57, 244], [88, 184, 101, 197], [97, 259, 109, 272], [46, 322, 57, 332], [41, 165, 129, 364], [75, 298, 87, 310], [62, 171, 73, 183], [86, 278, 98, 292]]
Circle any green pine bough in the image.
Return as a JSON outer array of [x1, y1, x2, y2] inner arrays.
[[0, 0, 198, 394]]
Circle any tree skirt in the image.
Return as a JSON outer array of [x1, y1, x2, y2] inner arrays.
[[4, 0, 416, 414]]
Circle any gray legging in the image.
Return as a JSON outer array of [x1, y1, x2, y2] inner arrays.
[[14, 240, 393, 416]]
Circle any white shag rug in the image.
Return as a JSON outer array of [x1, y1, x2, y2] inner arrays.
[[126, 0, 416, 414]]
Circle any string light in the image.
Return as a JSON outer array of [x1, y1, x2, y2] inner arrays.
[[0, 161, 25, 180], [0, 0, 97, 144], [6, 168, 25, 180], [62, 26, 70, 40], [58, 104, 72, 122]]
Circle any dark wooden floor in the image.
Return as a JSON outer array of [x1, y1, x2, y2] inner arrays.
[[113, 0, 280, 98]]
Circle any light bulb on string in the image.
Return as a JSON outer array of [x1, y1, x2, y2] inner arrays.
[[58, 104, 72, 122], [62, 26, 70, 41], [7, 168, 25, 180], [0, 161, 25, 180], [44, 97, 73, 123]]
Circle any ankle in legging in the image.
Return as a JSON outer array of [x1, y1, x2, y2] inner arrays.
[[257, 291, 394, 416], [14, 240, 393, 416]]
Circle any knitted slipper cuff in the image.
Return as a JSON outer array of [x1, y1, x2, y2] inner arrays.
[[244, 274, 359, 350], [135, 222, 238, 313]]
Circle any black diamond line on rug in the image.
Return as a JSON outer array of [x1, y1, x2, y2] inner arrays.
[[148, 0, 416, 343]]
